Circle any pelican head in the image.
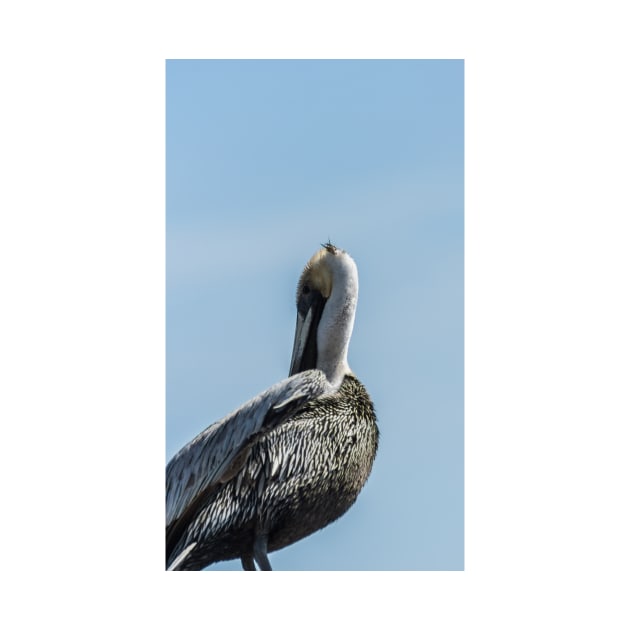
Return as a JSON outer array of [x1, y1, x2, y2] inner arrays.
[[289, 243, 359, 388]]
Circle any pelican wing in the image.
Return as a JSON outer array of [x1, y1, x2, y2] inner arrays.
[[166, 369, 331, 530]]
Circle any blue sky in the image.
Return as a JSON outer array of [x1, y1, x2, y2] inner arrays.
[[4, 2, 628, 625], [166, 59, 464, 570]]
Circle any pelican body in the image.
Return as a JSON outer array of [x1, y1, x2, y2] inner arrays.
[[166, 244, 378, 570]]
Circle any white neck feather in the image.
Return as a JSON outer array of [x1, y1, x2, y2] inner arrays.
[[317, 251, 359, 388]]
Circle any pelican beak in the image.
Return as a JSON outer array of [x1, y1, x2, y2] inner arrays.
[[289, 289, 327, 376]]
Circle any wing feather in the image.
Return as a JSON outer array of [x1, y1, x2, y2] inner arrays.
[[165, 369, 331, 530]]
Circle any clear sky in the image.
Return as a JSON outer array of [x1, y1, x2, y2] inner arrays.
[[166, 59, 464, 570], [5, 2, 628, 625]]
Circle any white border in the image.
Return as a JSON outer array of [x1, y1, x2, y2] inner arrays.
[[1, 1, 628, 627]]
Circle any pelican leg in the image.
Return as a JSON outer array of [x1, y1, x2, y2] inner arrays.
[[241, 555, 256, 571], [253, 534, 273, 571]]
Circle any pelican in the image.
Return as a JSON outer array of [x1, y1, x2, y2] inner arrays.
[[166, 243, 379, 570]]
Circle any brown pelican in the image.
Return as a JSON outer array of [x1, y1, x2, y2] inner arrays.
[[166, 243, 379, 570]]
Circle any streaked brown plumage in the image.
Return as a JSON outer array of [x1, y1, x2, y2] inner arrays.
[[166, 244, 378, 570]]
